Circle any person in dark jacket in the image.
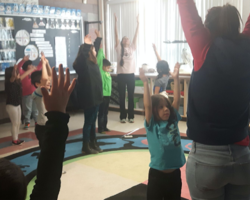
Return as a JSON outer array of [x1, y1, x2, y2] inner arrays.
[[73, 33, 103, 154], [178, 0, 250, 199], [0, 65, 76, 200]]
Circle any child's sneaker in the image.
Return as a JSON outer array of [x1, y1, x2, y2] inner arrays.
[[120, 119, 126, 123], [98, 129, 106, 134], [12, 140, 24, 145], [24, 123, 30, 130], [128, 119, 134, 123]]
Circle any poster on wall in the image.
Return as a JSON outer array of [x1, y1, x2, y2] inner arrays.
[[55, 37, 67, 67], [24, 44, 38, 61], [15, 30, 30, 46]]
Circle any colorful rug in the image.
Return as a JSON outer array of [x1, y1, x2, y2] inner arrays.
[[4, 133, 192, 200]]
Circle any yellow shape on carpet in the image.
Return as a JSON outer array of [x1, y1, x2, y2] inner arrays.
[[75, 150, 150, 183]]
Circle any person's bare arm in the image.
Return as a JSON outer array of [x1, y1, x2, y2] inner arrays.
[[170, 63, 181, 110], [132, 15, 139, 49], [45, 58, 52, 78], [114, 14, 120, 48], [40, 57, 49, 86], [152, 44, 161, 61], [139, 68, 152, 124], [154, 86, 161, 94], [10, 65, 18, 82]]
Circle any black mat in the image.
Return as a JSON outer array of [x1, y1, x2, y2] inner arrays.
[[105, 184, 189, 200]]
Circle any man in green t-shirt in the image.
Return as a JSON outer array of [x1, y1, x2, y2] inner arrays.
[[97, 48, 112, 133]]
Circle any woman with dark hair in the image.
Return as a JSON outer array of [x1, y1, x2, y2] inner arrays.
[[177, 0, 250, 199], [73, 33, 103, 154], [114, 13, 139, 123]]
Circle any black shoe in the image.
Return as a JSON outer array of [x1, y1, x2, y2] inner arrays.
[[90, 140, 103, 153], [82, 142, 99, 154], [104, 128, 111, 132]]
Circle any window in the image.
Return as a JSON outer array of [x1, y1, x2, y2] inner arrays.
[[105, 0, 244, 73]]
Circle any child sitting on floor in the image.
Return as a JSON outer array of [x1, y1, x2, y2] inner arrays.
[[140, 62, 186, 200]]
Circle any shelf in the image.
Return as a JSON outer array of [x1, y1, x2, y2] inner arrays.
[[0, 48, 16, 50], [109, 104, 144, 112], [0, 27, 14, 30], [0, 13, 82, 20], [0, 60, 16, 63], [0, 39, 15, 41]]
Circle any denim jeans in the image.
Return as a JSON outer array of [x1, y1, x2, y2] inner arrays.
[[83, 106, 99, 143], [22, 95, 38, 124], [186, 142, 250, 200]]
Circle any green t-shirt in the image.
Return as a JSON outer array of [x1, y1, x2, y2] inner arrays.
[[97, 49, 112, 96]]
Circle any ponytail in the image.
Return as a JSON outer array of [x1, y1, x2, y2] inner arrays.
[[120, 41, 124, 67]]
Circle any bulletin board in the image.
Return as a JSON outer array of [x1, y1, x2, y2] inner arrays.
[[0, 14, 83, 74]]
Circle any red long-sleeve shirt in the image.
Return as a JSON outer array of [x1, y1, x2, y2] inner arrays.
[[17, 60, 42, 96], [177, 0, 250, 146]]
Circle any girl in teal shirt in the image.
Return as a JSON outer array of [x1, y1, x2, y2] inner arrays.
[[139, 63, 186, 200]]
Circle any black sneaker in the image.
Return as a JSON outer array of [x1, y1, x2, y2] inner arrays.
[[104, 128, 111, 132], [12, 140, 24, 145], [98, 129, 106, 134]]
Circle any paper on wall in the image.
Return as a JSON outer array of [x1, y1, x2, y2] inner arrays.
[[55, 37, 67, 67]]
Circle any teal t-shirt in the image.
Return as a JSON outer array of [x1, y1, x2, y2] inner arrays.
[[144, 109, 186, 171], [97, 48, 112, 96]]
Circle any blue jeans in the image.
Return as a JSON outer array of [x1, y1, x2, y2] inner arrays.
[[83, 106, 99, 143], [22, 95, 38, 124], [186, 142, 250, 200]]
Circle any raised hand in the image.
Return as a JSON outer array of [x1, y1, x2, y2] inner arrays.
[[152, 43, 156, 50], [137, 14, 139, 24], [84, 34, 92, 45], [23, 55, 30, 61], [95, 29, 101, 37], [170, 62, 180, 78], [41, 65, 76, 113], [139, 68, 148, 83], [114, 13, 118, 22]]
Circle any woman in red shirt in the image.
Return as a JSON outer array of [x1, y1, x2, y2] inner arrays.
[[177, 0, 250, 199]]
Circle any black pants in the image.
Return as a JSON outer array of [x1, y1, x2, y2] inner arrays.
[[147, 168, 182, 200], [98, 96, 110, 131], [35, 124, 47, 149], [117, 73, 135, 120]]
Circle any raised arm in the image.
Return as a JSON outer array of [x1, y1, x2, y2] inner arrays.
[[30, 66, 76, 200], [73, 35, 92, 73], [114, 14, 120, 48], [139, 68, 152, 124], [242, 14, 250, 37], [152, 44, 161, 61], [170, 63, 181, 110], [45, 58, 52, 78], [177, 0, 211, 71], [20, 66, 36, 81], [94, 30, 103, 57], [10, 65, 18, 83], [132, 15, 140, 49], [17, 55, 30, 73], [40, 57, 49, 87]]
